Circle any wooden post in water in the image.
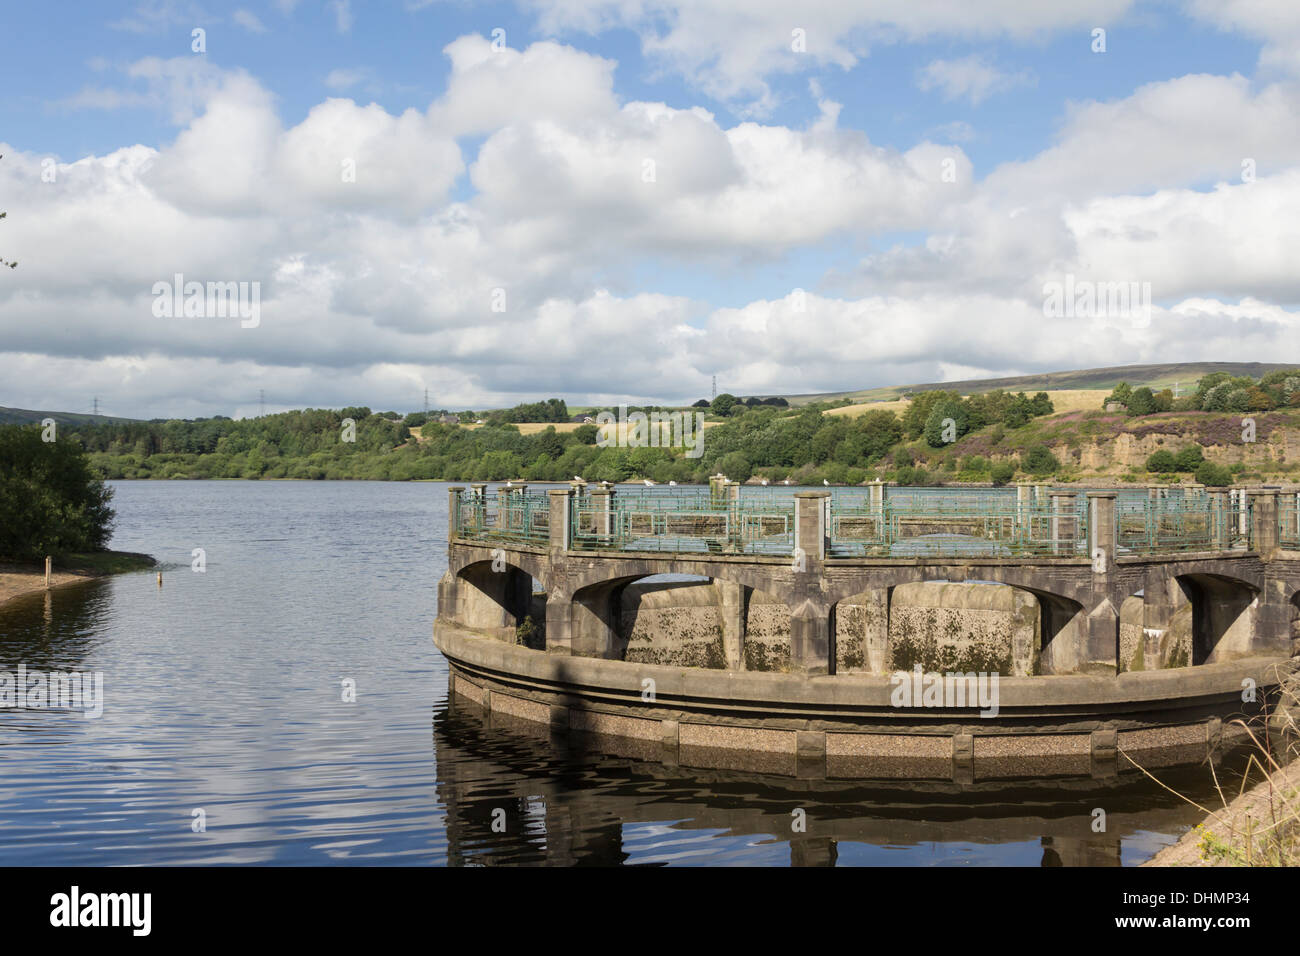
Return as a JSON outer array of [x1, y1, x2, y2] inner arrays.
[[157, 570, 163, 588], [44, 556, 51, 589]]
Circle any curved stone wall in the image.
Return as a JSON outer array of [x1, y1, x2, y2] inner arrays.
[[434, 617, 1294, 781]]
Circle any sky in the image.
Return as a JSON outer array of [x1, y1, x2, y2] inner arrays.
[[2, 0, 1299, 420]]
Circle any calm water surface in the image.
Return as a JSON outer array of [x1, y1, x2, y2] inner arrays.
[[0, 481, 1232, 865]]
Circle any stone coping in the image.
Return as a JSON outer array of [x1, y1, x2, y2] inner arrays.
[[434, 620, 1291, 718]]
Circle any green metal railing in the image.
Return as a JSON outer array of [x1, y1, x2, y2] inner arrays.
[[828, 499, 1085, 558], [1280, 494, 1300, 550], [451, 486, 1259, 558], [570, 492, 795, 554], [453, 488, 550, 546]]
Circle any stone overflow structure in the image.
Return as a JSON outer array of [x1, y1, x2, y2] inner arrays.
[[435, 481, 1300, 781]]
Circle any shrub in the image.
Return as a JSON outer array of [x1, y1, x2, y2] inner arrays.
[[1146, 450, 1177, 472], [1022, 444, 1059, 476], [1195, 461, 1234, 487], [990, 461, 1016, 486], [0, 425, 116, 558]]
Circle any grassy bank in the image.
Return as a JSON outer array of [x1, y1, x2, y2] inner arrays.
[[1144, 669, 1300, 866], [0, 550, 156, 610]]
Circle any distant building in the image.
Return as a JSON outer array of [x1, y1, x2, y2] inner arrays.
[[438, 414, 460, 425], [1104, 402, 1125, 413], [571, 414, 595, 424]]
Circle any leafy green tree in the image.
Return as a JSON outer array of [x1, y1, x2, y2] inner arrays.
[[1022, 444, 1058, 476], [1127, 386, 1156, 416], [0, 425, 115, 557], [990, 461, 1016, 485], [710, 393, 738, 416], [1195, 461, 1233, 487], [1146, 450, 1177, 472], [923, 399, 968, 448], [716, 452, 753, 482], [1173, 446, 1204, 471], [1104, 382, 1132, 408]]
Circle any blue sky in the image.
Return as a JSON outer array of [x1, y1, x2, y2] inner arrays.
[[1, 1, 1299, 418]]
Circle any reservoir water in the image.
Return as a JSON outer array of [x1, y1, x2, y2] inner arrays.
[[0, 481, 1232, 865]]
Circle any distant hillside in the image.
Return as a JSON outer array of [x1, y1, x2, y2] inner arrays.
[[0, 406, 137, 426], [780, 362, 1297, 406]]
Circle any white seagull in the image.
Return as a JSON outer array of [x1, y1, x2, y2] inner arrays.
[[668, 480, 677, 486], [823, 479, 830, 486], [643, 479, 654, 486], [761, 479, 769, 486]]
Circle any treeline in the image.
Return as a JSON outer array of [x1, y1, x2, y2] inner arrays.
[[1105, 369, 1300, 416]]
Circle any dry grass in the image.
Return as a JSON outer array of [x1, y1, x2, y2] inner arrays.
[[1141, 666, 1300, 867], [821, 389, 1109, 421], [824, 398, 913, 418]]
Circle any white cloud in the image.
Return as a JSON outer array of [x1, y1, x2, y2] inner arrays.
[[513, 0, 1137, 111], [8, 27, 1300, 418], [233, 9, 268, 33], [917, 55, 1034, 104]]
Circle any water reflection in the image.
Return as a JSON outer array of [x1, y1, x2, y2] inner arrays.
[[432, 693, 1236, 867], [0, 482, 1254, 866]]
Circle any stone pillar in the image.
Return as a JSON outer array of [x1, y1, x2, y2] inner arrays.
[[1141, 566, 1188, 671], [794, 491, 828, 563], [1207, 487, 1230, 549], [868, 479, 885, 517], [1034, 482, 1050, 509], [547, 488, 572, 553], [1049, 491, 1079, 556], [791, 491, 831, 674], [1249, 487, 1279, 556], [447, 485, 465, 544], [589, 486, 615, 545], [1015, 481, 1033, 533], [709, 474, 727, 508], [715, 579, 748, 669], [1084, 491, 1119, 673], [468, 483, 488, 533], [862, 587, 890, 673], [726, 479, 742, 551]]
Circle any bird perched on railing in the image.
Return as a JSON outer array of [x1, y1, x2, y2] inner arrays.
[[643, 479, 654, 486], [823, 479, 830, 487], [761, 479, 769, 486], [668, 480, 677, 486]]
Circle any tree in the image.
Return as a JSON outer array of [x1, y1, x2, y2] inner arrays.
[[0, 425, 115, 558], [1195, 461, 1233, 487], [716, 452, 753, 482], [990, 461, 1016, 485], [692, 399, 710, 408], [711, 393, 737, 416], [923, 399, 967, 448], [1146, 449, 1177, 472], [1127, 386, 1156, 416], [573, 423, 599, 445], [1104, 382, 1132, 408], [1022, 444, 1058, 476], [1172, 446, 1204, 471]]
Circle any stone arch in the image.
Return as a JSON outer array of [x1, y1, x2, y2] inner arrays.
[[826, 569, 1087, 676], [1175, 572, 1261, 664], [440, 551, 548, 644], [558, 567, 789, 666]]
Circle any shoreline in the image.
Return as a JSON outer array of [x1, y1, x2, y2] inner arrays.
[[1144, 683, 1299, 866], [0, 551, 157, 611]]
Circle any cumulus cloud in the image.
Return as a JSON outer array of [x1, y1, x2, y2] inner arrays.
[[6, 22, 1300, 418]]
